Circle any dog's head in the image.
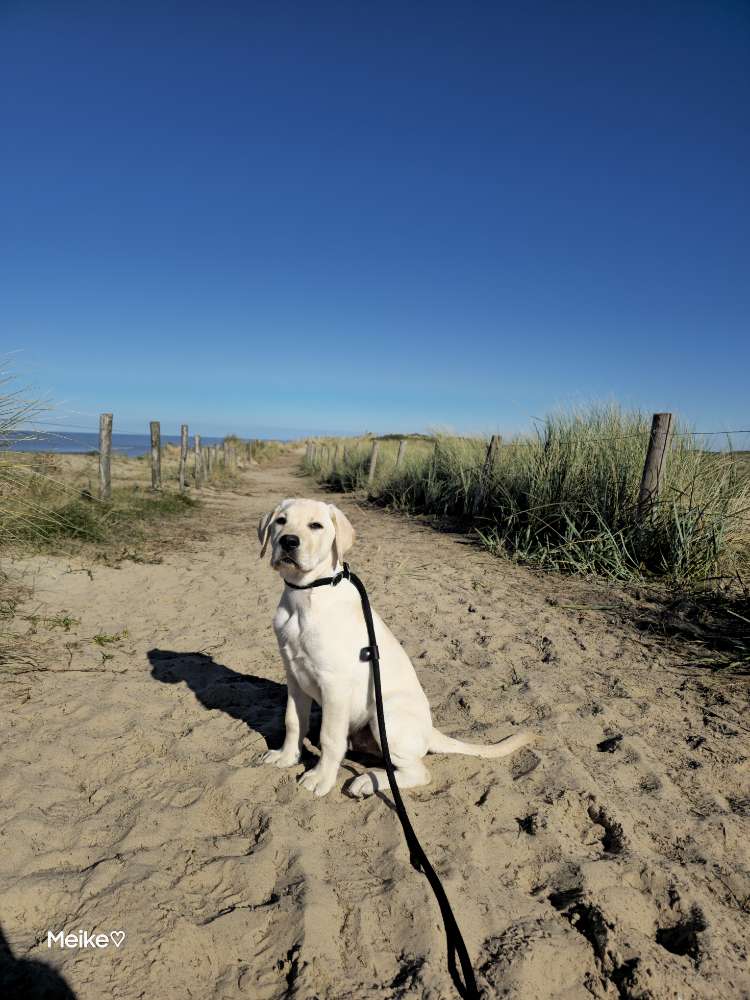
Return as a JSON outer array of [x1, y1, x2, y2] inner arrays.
[[258, 498, 355, 581]]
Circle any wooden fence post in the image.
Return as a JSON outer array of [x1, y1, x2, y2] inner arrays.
[[150, 421, 161, 491], [195, 434, 203, 488], [430, 440, 439, 476], [206, 445, 213, 478], [472, 434, 501, 514], [637, 413, 674, 521], [367, 440, 380, 485], [332, 444, 339, 467], [485, 434, 501, 472], [179, 424, 188, 493], [396, 439, 407, 468], [98, 412, 113, 500]]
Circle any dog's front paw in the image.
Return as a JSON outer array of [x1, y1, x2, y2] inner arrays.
[[262, 748, 300, 768], [348, 773, 376, 798], [298, 764, 337, 797]]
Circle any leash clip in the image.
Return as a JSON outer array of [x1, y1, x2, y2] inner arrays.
[[331, 562, 351, 587], [360, 644, 379, 662]]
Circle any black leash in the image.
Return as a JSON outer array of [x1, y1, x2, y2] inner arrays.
[[286, 563, 481, 1000]]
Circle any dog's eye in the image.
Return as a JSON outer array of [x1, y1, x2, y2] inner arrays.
[[308, 522, 323, 530], [275, 516, 287, 526]]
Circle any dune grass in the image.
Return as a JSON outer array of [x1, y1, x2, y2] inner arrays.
[[252, 438, 300, 464], [0, 379, 58, 546], [221, 434, 297, 465], [4, 485, 198, 547], [1, 428, 293, 551], [0, 382, 203, 550], [1, 445, 199, 550], [304, 408, 750, 588]]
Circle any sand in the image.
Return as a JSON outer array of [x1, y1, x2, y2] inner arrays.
[[1, 456, 748, 999]]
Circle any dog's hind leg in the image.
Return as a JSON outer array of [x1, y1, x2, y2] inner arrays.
[[348, 702, 432, 797], [347, 758, 431, 798]]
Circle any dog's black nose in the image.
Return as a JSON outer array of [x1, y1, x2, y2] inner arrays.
[[279, 534, 300, 552]]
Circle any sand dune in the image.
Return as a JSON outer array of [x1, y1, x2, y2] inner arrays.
[[2, 457, 748, 998]]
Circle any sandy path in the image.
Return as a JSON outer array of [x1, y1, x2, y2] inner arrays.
[[2, 458, 748, 999]]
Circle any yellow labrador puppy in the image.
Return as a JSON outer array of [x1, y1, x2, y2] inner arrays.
[[259, 498, 531, 798]]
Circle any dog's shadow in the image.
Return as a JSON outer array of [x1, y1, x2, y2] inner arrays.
[[148, 648, 389, 802], [148, 648, 314, 749]]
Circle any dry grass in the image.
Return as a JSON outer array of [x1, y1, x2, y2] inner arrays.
[[0, 449, 200, 549], [0, 573, 35, 675]]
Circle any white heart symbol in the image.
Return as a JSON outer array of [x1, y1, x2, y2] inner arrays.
[[110, 931, 125, 948]]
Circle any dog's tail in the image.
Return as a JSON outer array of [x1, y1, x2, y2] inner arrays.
[[428, 727, 532, 759]]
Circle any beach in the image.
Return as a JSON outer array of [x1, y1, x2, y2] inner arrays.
[[1, 455, 748, 999]]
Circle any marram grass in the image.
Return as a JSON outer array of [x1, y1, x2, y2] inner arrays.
[[303, 409, 750, 586], [0, 378, 200, 548]]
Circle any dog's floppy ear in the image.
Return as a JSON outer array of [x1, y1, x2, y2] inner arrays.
[[328, 504, 355, 564], [258, 505, 281, 558], [258, 511, 275, 558], [258, 498, 295, 557]]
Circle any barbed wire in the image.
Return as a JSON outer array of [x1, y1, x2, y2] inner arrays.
[[526, 421, 750, 443], [8, 423, 750, 446], [311, 427, 750, 445]]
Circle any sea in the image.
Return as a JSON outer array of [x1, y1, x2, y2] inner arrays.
[[5, 431, 241, 457]]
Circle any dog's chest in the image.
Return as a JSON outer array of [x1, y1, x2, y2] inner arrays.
[[274, 604, 326, 694]]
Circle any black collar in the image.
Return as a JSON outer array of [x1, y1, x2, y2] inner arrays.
[[284, 562, 351, 591]]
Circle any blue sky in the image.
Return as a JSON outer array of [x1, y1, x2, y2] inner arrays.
[[2, 2, 748, 439]]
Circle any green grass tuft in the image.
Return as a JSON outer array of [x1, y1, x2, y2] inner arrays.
[[3, 486, 199, 547], [303, 407, 750, 586], [92, 630, 128, 646]]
